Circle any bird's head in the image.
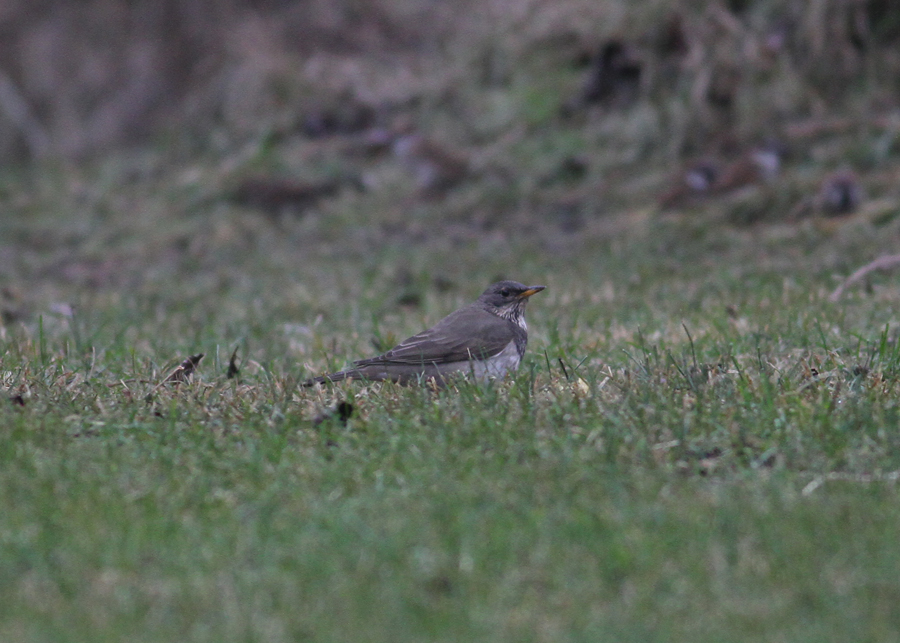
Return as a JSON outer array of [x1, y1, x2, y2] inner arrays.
[[478, 280, 546, 318]]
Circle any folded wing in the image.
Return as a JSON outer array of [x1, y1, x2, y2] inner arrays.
[[354, 307, 515, 366]]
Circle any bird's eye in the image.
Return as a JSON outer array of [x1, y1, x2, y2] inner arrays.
[[500, 288, 510, 297]]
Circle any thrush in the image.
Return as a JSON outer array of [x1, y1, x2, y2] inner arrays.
[[304, 280, 545, 386]]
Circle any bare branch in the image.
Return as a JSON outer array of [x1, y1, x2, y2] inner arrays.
[[829, 254, 900, 302]]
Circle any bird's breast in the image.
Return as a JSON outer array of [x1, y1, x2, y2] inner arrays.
[[467, 340, 522, 380]]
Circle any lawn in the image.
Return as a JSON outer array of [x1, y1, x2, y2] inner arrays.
[[3, 1, 900, 640], [3, 158, 900, 642]]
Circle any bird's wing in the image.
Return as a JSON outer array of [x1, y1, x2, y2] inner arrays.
[[354, 307, 516, 366]]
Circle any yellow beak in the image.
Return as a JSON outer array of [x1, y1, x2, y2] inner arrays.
[[519, 285, 546, 298]]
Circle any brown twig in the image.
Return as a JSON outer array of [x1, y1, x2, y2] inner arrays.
[[226, 347, 240, 379], [145, 353, 204, 402], [784, 115, 898, 140], [829, 254, 900, 302], [164, 354, 204, 383], [802, 469, 900, 496]]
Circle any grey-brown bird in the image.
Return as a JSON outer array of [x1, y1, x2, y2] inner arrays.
[[304, 280, 545, 386]]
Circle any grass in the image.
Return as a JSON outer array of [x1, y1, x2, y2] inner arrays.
[[4, 2, 900, 639], [3, 180, 900, 641]]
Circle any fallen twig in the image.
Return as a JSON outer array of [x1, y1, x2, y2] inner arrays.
[[146, 353, 204, 401], [784, 114, 898, 140], [165, 354, 204, 383], [226, 346, 240, 379], [829, 253, 900, 301], [802, 470, 900, 496]]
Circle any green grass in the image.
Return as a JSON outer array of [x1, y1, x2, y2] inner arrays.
[[3, 169, 900, 641], [4, 2, 900, 635]]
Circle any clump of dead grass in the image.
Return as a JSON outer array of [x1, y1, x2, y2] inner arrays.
[[0, 0, 897, 165]]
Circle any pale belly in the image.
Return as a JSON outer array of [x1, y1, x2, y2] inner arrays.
[[433, 340, 522, 382]]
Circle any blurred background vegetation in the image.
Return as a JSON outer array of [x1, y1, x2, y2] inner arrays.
[[1, 0, 897, 160], [2, 0, 900, 314]]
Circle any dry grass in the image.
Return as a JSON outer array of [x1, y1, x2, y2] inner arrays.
[[0, 0, 897, 161]]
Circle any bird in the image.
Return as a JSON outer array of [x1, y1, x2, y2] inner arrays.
[[304, 280, 546, 386]]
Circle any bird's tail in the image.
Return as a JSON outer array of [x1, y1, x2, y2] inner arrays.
[[302, 369, 363, 387]]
